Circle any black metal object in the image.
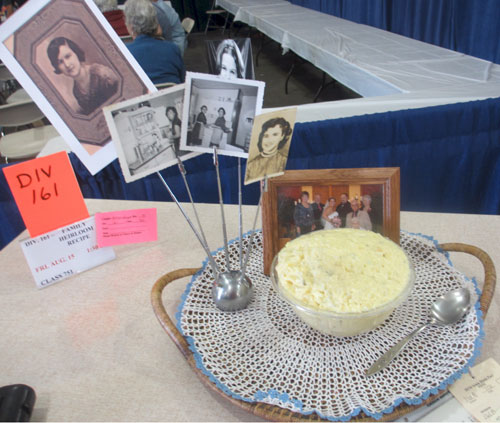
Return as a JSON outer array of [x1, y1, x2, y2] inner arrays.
[[0, 384, 36, 422]]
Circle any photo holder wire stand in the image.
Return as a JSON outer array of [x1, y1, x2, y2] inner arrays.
[[155, 147, 265, 311]]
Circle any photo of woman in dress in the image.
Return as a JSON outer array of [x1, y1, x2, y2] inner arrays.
[[210, 107, 232, 147], [47, 36, 119, 115], [165, 106, 182, 154], [245, 116, 293, 184], [190, 105, 207, 145], [322, 197, 341, 229]]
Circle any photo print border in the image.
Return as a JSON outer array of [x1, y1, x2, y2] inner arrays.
[[261, 167, 401, 275], [0, 0, 155, 175], [103, 84, 199, 183], [180, 71, 265, 159]]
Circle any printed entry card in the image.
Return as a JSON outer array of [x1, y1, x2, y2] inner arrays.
[[449, 357, 500, 422], [20, 215, 115, 289], [95, 208, 157, 247], [2, 151, 89, 238]]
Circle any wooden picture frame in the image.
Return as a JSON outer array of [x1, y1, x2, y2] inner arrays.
[[261, 167, 400, 275]]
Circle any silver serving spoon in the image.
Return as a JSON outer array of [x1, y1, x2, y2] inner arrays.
[[366, 288, 471, 376]]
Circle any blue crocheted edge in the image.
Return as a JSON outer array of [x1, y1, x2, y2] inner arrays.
[[176, 230, 485, 421], [175, 229, 259, 404]]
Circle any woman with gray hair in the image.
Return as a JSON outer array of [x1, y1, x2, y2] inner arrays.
[[124, 0, 185, 84]]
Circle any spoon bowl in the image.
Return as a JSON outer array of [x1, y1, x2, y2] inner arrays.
[[430, 288, 471, 325], [366, 287, 472, 376], [212, 270, 253, 311]]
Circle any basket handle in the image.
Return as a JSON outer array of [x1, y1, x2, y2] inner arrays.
[[151, 268, 201, 361], [439, 243, 496, 317]]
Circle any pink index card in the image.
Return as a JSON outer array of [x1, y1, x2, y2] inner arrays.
[[95, 208, 157, 247]]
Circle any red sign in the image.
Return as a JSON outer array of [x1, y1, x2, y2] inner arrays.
[[3, 152, 89, 237]]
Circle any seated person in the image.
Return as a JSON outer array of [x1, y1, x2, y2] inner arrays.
[[93, 0, 129, 36], [346, 199, 372, 231], [152, 0, 186, 56], [124, 0, 185, 84]]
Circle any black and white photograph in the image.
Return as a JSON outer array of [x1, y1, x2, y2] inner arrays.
[[103, 85, 198, 183], [244, 107, 297, 185], [0, 0, 155, 175], [180, 72, 265, 158], [206, 38, 255, 80]]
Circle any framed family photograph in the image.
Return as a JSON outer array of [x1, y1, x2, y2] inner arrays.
[[261, 168, 400, 274], [103, 85, 198, 183], [0, 0, 155, 174], [180, 72, 265, 158]]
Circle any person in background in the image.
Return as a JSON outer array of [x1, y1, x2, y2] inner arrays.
[[294, 191, 314, 236], [361, 194, 382, 232], [215, 39, 244, 79], [93, 0, 129, 36], [346, 199, 372, 230], [311, 193, 324, 230], [1, 0, 26, 19], [336, 193, 352, 228], [151, 0, 186, 56], [124, 0, 185, 84], [1, 0, 13, 20]]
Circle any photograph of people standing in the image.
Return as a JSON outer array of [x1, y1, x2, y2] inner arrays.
[[336, 193, 352, 227], [346, 198, 372, 230], [294, 191, 314, 236], [311, 193, 324, 230]]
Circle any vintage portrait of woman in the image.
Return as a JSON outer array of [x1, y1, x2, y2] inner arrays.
[[47, 36, 119, 115], [245, 109, 296, 184], [205, 38, 255, 80], [215, 39, 245, 80]]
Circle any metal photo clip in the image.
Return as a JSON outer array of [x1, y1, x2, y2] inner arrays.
[[211, 148, 253, 311]]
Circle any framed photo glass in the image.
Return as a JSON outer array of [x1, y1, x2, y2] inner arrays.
[[261, 168, 401, 274], [0, 0, 155, 174]]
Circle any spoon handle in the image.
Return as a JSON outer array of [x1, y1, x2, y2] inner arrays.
[[366, 323, 428, 376]]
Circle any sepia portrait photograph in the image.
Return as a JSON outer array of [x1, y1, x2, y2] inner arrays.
[[206, 38, 255, 80], [0, 0, 154, 174], [261, 168, 401, 274], [180, 72, 265, 158], [104, 85, 198, 183], [244, 107, 297, 185]]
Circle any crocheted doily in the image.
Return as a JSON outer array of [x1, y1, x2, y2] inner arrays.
[[177, 231, 483, 421]]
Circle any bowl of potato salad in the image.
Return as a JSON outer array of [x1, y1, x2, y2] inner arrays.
[[270, 229, 414, 336]]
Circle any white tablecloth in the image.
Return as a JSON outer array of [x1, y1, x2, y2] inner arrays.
[[218, 0, 500, 121]]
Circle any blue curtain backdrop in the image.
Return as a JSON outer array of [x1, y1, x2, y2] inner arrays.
[[2, 97, 500, 250], [288, 0, 500, 64]]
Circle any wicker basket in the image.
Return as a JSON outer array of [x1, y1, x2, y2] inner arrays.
[[151, 243, 496, 422]]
